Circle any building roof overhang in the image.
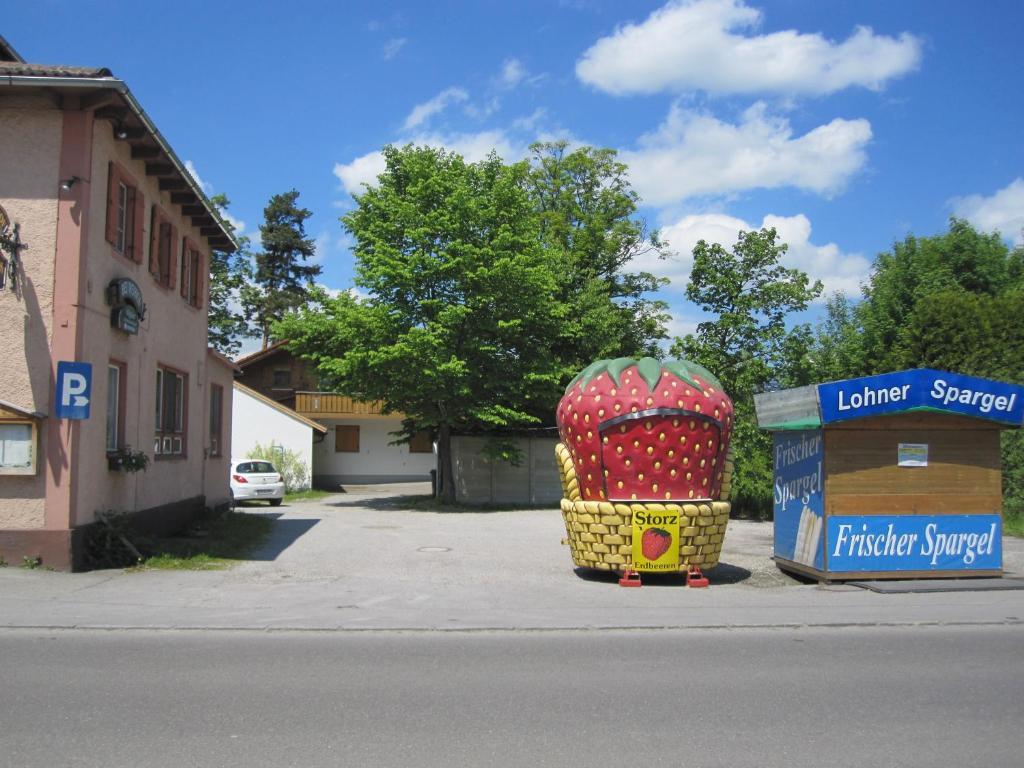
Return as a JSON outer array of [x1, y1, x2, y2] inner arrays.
[[235, 339, 291, 368], [0, 61, 238, 253], [234, 382, 328, 434], [0, 398, 46, 420]]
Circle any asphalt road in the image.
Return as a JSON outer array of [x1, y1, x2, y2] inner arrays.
[[1, 625, 1022, 768]]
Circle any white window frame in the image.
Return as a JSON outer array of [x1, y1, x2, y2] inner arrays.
[[106, 364, 120, 453], [155, 366, 186, 456], [0, 421, 38, 475]]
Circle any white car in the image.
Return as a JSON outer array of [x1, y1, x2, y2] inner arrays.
[[230, 459, 285, 506]]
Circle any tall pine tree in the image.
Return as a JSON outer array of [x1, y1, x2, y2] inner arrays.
[[207, 194, 252, 356], [242, 190, 321, 349]]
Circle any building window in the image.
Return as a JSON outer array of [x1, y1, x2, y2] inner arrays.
[[334, 425, 359, 453], [180, 240, 203, 308], [106, 362, 126, 453], [209, 384, 223, 457], [272, 369, 292, 389], [409, 430, 433, 453], [149, 206, 177, 289], [0, 422, 36, 474], [105, 162, 143, 263], [155, 366, 187, 456]]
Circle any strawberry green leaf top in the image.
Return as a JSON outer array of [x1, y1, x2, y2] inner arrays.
[[565, 356, 723, 395]]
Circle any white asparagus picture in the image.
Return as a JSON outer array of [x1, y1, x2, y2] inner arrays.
[[793, 505, 821, 566]]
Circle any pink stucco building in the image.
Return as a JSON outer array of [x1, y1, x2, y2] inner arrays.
[[0, 37, 237, 569]]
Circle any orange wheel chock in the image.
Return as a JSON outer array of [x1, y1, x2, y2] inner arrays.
[[618, 569, 642, 587], [686, 565, 710, 588]]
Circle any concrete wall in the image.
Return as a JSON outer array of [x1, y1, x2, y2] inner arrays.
[[232, 386, 314, 490], [451, 436, 562, 506], [313, 417, 435, 486], [0, 93, 62, 529]]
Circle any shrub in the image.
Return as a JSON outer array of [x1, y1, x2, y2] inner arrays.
[[246, 442, 309, 492]]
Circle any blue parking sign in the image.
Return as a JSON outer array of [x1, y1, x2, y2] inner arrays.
[[55, 361, 92, 420]]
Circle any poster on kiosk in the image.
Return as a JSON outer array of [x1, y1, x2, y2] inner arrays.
[[773, 430, 824, 571]]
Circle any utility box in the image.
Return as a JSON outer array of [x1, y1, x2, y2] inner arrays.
[[754, 370, 1023, 581]]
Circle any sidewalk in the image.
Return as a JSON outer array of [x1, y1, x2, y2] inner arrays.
[[1, 483, 1022, 632]]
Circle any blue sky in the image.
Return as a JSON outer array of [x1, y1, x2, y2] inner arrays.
[[8, 0, 1024, 353]]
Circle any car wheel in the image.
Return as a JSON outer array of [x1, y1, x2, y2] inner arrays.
[[269, 498, 283, 506]]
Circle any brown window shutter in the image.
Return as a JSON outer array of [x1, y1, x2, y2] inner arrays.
[[410, 430, 433, 453], [335, 425, 360, 452], [168, 228, 178, 290], [149, 206, 160, 275], [180, 241, 188, 298], [105, 162, 117, 245], [194, 252, 204, 308], [132, 186, 145, 263]]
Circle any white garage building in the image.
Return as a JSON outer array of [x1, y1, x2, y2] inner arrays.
[[231, 382, 326, 490]]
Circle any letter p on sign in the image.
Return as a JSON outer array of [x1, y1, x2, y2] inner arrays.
[[55, 361, 92, 420]]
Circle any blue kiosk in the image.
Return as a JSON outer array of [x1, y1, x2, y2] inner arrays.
[[754, 370, 1023, 581]]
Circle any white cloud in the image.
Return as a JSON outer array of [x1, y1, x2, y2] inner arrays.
[[218, 209, 246, 237], [500, 58, 527, 88], [512, 108, 547, 132], [403, 87, 470, 130], [464, 97, 501, 121], [312, 232, 331, 265], [383, 37, 407, 60], [184, 160, 213, 194], [635, 211, 869, 299], [952, 178, 1024, 246], [186, 159, 246, 235], [576, 0, 922, 97], [334, 152, 388, 195], [665, 312, 700, 340], [620, 102, 871, 205], [333, 127, 551, 196]]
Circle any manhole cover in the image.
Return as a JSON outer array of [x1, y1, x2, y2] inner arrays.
[[417, 546, 451, 553]]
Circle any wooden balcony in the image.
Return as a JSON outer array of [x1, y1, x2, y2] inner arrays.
[[294, 391, 391, 419]]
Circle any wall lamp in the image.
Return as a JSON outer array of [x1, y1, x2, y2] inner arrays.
[[60, 176, 81, 191], [113, 123, 130, 140]]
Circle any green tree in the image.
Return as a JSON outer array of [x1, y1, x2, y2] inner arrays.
[[527, 141, 669, 375], [207, 194, 253, 356], [809, 219, 1024, 522], [241, 190, 321, 349], [852, 218, 1015, 374], [670, 227, 822, 516], [276, 145, 565, 502]]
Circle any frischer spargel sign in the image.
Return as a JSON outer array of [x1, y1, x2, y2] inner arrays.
[[827, 515, 1002, 572]]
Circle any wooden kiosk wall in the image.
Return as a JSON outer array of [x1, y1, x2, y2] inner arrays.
[[781, 413, 1004, 581], [825, 413, 1001, 517]]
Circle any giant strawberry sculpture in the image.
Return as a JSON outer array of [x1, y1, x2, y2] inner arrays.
[[555, 357, 735, 578]]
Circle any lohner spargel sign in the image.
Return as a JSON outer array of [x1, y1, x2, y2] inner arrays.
[[818, 369, 1024, 426]]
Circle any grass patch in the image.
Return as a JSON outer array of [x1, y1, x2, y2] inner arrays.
[[1005, 512, 1024, 538], [133, 511, 273, 571], [285, 488, 334, 503]]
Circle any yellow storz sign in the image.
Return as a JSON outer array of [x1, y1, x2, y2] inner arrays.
[[632, 509, 680, 571]]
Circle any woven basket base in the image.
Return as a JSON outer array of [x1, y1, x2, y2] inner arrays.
[[560, 498, 731, 572]]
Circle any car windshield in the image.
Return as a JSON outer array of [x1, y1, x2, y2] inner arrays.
[[244, 461, 276, 474]]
